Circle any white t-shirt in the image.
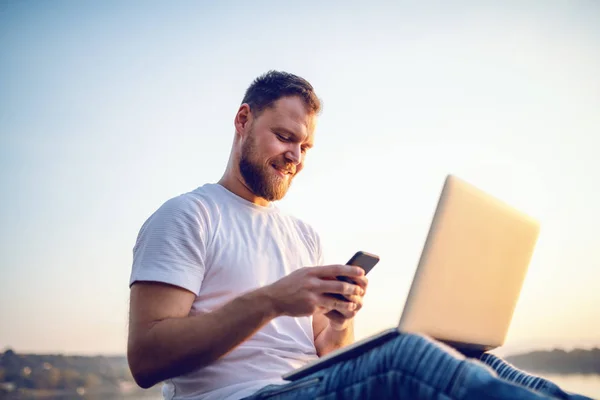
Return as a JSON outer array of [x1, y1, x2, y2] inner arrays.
[[130, 183, 323, 400]]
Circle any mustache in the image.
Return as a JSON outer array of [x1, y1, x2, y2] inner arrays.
[[272, 161, 296, 175]]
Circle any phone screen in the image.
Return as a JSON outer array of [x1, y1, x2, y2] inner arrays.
[[346, 251, 380, 275]]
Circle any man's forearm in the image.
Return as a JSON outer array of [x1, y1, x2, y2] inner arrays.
[[314, 320, 355, 356], [128, 288, 278, 388]]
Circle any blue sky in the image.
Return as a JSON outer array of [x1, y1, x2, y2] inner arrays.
[[1, 1, 599, 355]]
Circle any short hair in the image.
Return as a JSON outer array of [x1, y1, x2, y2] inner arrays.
[[241, 70, 321, 116]]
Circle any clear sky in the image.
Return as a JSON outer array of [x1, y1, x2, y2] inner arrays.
[[1, 1, 599, 356]]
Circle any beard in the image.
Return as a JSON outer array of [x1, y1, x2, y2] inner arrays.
[[239, 134, 294, 202]]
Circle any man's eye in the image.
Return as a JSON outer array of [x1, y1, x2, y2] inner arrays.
[[276, 134, 290, 142]]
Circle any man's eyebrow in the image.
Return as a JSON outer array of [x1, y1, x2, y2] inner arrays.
[[272, 126, 297, 137], [272, 126, 313, 147]]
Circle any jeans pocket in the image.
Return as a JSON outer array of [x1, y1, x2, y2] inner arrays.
[[260, 376, 322, 399]]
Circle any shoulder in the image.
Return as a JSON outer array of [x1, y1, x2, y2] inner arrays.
[[153, 184, 221, 220], [138, 185, 226, 241]]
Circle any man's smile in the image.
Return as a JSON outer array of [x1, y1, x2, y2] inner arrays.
[[272, 164, 294, 177]]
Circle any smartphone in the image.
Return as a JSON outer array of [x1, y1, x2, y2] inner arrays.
[[330, 251, 380, 301], [342, 251, 380, 280]]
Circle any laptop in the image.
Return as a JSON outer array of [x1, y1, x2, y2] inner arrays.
[[283, 174, 540, 381]]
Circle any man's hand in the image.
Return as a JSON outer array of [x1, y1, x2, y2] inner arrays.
[[322, 273, 368, 331], [262, 264, 367, 319]]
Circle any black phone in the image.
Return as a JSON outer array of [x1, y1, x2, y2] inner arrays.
[[330, 251, 380, 301], [341, 251, 380, 280]]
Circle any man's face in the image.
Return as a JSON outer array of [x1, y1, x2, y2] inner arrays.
[[239, 96, 316, 202]]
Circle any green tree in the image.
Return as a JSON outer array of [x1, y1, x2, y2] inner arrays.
[[30, 367, 61, 389], [84, 373, 102, 389], [47, 368, 61, 389], [59, 369, 83, 389]]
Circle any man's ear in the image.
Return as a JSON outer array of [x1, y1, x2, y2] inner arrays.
[[234, 104, 253, 139]]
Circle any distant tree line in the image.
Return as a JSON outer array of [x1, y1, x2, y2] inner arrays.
[[1, 347, 598, 393], [506, 348, 600, 375], [0, 348, 134, 392]]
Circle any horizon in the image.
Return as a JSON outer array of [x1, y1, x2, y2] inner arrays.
[[1, 1, 599, 357], [3, 343, 600, 359]]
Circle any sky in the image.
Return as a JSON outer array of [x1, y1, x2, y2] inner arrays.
[[1, 1, 599, 356]]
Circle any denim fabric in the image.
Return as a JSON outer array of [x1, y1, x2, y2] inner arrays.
[[479, 353, 593, 400], [244, 333, 593, 400]]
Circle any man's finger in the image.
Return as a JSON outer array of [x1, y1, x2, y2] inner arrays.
[[327, 303, 357, 319], [319, 295, 356, 312], [312, 264, 364, 279], [343, 295, 364, 308], [319, 280, 364, 297], [350, 276, 368, 289]]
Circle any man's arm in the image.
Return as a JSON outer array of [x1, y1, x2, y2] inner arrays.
[[313, 312, 355, 356], [128, 282, 278, 388], [127, 265, 365, 389]]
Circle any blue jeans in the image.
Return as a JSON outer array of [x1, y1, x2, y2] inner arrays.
[[244, 334, 592, 399]]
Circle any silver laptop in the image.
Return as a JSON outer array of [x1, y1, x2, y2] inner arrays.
[[283, 174, 540, 381]]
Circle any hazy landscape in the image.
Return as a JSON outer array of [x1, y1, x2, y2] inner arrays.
[[0, 349, 161, 399], [2, 1, 600, 400], [1, 347, 599, 399]]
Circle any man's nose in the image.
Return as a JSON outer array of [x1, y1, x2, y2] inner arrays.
[[285, 145, 302, 165]]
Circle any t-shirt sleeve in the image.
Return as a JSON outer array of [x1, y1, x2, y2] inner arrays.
[[129, 195, 208, 295]]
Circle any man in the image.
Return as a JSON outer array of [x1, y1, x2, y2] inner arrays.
[[128, 71, 591, 400]]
